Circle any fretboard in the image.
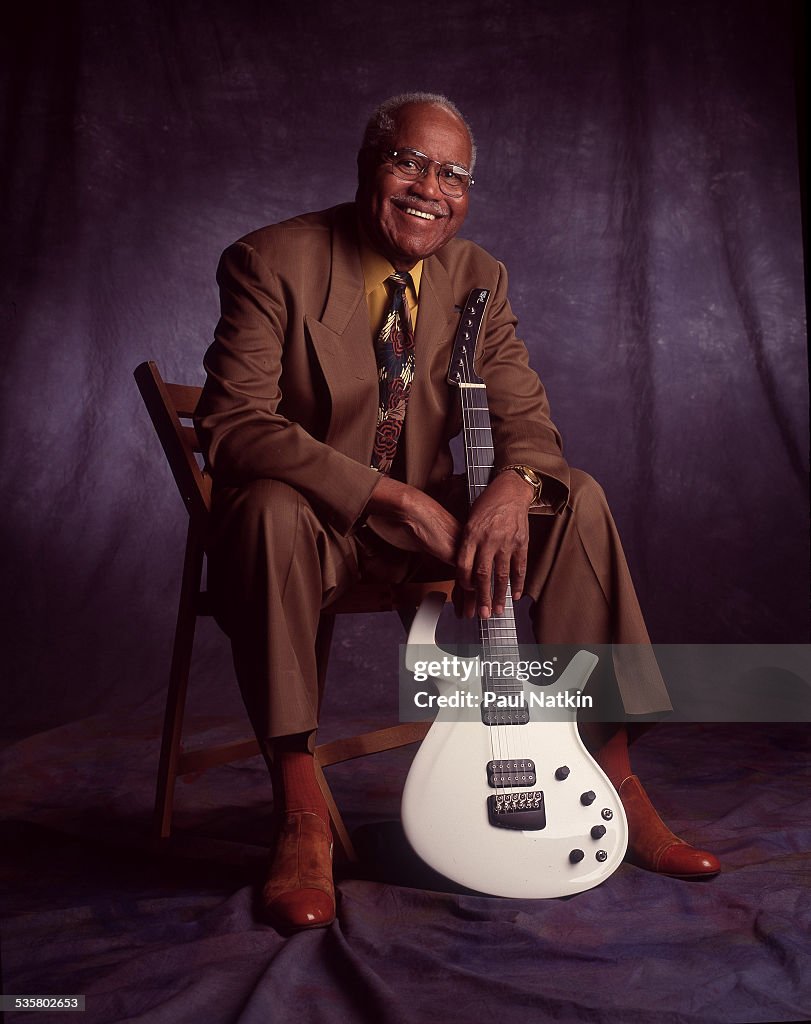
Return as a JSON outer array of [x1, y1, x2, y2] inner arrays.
[[460, 384, 522, 700]]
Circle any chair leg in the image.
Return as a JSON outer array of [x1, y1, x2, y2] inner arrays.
[[153, 522, 205, 839], [314, 758, 358, 863]]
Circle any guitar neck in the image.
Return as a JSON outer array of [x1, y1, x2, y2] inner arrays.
[[460, 383, 493, 505], [460, 384, 521, 687]]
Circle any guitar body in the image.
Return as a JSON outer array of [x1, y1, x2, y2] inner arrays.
[[402, 593, 628, 898], [398, 288, 627, 897]]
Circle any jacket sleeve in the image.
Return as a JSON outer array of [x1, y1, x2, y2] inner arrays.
[[476, 260, 570, 512], [195, 240, 381, 535]]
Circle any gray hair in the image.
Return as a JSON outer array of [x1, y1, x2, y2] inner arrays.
[[360, 92, 477, 172]]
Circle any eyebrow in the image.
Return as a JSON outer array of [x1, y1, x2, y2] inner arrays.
[[394, 146, 472, 172]]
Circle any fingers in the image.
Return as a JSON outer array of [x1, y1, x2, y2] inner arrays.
[[456, 519, 528, 619], [374, 484, 462, 564], [490, 552, 511, 618], [510, 549, 528, 604], [475, 556, 496, 619], [457, 534, 512, 619]]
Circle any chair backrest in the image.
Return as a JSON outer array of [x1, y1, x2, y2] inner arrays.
[[134, 361, 211, 527]]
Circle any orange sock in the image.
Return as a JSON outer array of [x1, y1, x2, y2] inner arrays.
[[273, 750, 330, 826]]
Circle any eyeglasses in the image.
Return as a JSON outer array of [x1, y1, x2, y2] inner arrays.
[[382, 148, 474, 198]]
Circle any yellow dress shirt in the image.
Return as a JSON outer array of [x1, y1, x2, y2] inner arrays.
[[358, 239, 422, 336]]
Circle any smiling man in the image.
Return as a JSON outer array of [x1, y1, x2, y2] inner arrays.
[[196, 92, 719, 933], [356, 102, 473, 268]]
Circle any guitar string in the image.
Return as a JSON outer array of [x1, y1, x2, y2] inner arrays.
[[458, 350, 503, 783], [465, 353, 531, 800], [462, 347, 524, 790], [458, 343, 522, 793], [473, 392, 523, 790], [459, 374, 500, 782], [468, 353, 524, 781]]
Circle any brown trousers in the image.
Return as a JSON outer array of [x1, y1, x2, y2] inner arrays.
[[207, 469, 672, 748]]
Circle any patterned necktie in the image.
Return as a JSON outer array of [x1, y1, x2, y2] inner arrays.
[[371, 272, 415, 474]]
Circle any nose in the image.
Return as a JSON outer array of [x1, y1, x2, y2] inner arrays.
[[409, 163, 443, 200]]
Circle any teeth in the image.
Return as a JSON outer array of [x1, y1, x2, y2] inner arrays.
[[404, 207, 436, 220]]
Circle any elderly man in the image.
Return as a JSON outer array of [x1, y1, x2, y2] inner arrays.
[[196, 92, 719, 932]]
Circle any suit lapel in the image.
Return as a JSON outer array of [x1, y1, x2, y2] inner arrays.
[[305, 206, 460, 479], [305, 208, 379, 464]]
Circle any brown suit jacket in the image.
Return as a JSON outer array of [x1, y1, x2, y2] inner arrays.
[[196, 203, 570, 533]]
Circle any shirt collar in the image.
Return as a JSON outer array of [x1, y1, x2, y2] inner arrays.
[[357, 233, 423, 304]]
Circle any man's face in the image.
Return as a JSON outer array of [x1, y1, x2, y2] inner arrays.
[[357, 103, 472, 270]]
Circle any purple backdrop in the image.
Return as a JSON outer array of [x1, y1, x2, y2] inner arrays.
[[2, 0, 807, 740], [2, 5, 810, 1023]]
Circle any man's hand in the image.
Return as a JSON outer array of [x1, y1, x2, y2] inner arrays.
[[364, 475, 461, 565], [455, 469, 533, 620]]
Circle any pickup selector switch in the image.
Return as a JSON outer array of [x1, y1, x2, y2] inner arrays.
[[555, 766, 570, 780], [580, 790, 597, 806], [601, 808, 613, 820], [591, 824, 607, 839], [569, 849, 585, 864], [596, 850, 608, 862]]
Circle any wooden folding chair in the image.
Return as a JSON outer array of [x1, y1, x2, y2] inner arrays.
[[134, 360, 451, 861]]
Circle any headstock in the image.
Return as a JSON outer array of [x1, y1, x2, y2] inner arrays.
[[447, 288, 490, 387]]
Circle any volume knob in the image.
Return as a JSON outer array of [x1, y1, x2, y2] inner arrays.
[[555, 766, 570, 780], [580, 791, 597, 806], [591, 825, 607, 839], [569, 849, 585, 864]]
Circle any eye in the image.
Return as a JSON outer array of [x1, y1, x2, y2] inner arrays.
[[440, 166, 465, 187], [395, 157, 420, 172]]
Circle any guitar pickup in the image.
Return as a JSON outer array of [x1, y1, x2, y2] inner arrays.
[[487, 791, 546, 831], [486, 759, 536, 788], [481, 706, 530, 726]]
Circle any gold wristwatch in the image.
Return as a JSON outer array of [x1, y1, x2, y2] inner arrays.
[[503, 465, 543, 506]]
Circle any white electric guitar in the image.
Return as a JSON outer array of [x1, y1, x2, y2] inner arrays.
[[401, 289, 628, 898]]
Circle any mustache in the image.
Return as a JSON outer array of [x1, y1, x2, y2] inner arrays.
[[390, 195, 448, 218]]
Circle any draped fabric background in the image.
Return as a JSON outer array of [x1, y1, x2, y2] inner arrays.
[[2, 3, 809, 1022], [2, 0, 806, 739]]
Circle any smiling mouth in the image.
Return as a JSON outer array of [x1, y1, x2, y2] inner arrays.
[[403, 207, 436, 221], [391, 198, 444, 222]]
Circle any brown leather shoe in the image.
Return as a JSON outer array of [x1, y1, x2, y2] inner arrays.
[[261, 811, 335, 931], [619, 774, 720, 877]]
